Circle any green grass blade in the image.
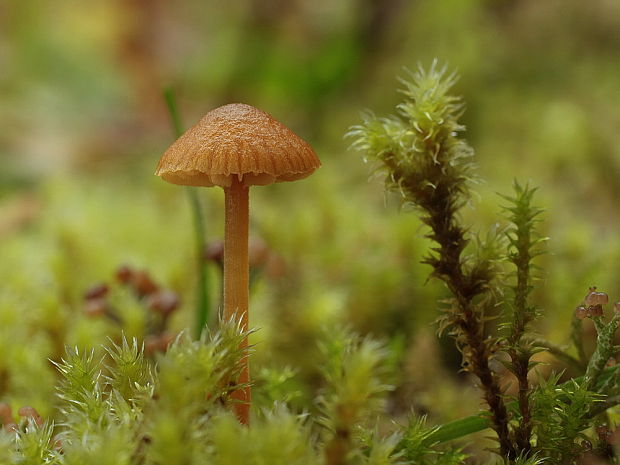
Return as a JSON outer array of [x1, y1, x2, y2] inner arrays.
[[163, 87, 211, 337]]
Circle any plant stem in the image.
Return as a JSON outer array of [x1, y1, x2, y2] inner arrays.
[[508, 217, 533, 455], [325, 429, 350, 465], [163, 87, 211, 337], [223, 176, 251, 425], [510, 352, 531, 454], [454, 289, 514, 458], [426, 205, 514, 457]]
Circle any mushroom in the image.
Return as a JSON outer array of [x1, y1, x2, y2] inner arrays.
[[155, 103, 320, 424]]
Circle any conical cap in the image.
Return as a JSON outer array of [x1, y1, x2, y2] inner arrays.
[[156, 103, 320, 187]]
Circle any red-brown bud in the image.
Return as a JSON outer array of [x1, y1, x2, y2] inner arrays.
[[132, 270, 159, 297], [145, 332, 175, 355], [575, 306, 588, 320], [589, 305, 604, 317], [115, 264, 134, 284], [585, 290, 608, 307], [146, 290, 180, 316], [205, 241, 224, 266], [18, 406, 44, 427], [83, 283, 109, 300]]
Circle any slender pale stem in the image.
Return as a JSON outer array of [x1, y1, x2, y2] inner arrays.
[[223, 176, 250, 425]]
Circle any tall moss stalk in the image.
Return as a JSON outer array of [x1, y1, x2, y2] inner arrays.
[[501, 182, 546, 455], [349, 62, 514, 457]]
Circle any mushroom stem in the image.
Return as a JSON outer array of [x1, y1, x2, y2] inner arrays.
[[223, 175, 251, 425]]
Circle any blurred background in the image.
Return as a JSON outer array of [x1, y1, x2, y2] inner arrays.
[[1, 0, 620, 436]]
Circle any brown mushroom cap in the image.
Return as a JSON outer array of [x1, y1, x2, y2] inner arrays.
[[156, 103, 320, 187]]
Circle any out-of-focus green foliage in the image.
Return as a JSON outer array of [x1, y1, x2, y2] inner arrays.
[[1, 0, 620, 463]]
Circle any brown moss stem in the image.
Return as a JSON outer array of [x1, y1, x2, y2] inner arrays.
[[424, 197, 514, 458]]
